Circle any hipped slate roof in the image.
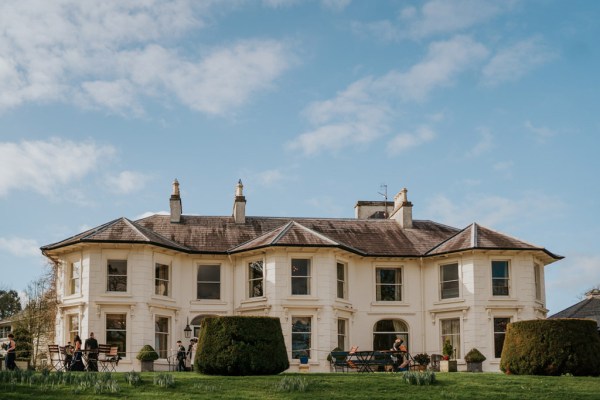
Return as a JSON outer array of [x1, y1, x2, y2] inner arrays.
[[549, 291, 600, 329], [41, 214, 562, 261]]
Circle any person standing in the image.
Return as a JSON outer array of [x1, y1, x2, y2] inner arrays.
[[176, 340, 186, 372], [64, 341, 74, 370], [70, 335, 85, 371], [84, 332, 99, 371], [5, 333, 16, 370]]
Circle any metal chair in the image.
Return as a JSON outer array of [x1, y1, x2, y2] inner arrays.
[[99, 346, 119, 372], [47, 344, 64, 371]]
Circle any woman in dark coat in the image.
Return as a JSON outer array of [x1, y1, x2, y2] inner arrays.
[[70, 335, 85, 371]]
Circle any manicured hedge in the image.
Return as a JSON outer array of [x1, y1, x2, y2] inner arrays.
[[195, 316, 289, 375], [500, 319, 600, 376]]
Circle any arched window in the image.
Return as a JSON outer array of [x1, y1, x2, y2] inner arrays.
[[373, 319, 409, 351], [190, 314, 218, 339]]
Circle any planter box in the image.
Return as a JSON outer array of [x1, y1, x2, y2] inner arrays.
[[141, 360, 154, 372], [440, 360, 457, 372], [467, 362, 483, 372]]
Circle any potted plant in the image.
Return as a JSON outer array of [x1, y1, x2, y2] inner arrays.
[[440, 340, 457, 372], [413, 353, 430, 371], [464, 348, 486, 372], [136, 345, 159, 372], [298, 350, 309, 365]]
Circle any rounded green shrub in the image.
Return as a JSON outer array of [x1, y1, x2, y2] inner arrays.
[[500, 319, 600, 376], [195, 316, 289, 375], [136, 345, 159, 361]]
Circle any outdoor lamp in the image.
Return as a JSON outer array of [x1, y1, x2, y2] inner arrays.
[[184, 317, 192, 338]]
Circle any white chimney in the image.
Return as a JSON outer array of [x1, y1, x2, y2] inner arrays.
[[233, 179, 246, 224], [170, 179, 182, 223], [390, 188, 413, 228]]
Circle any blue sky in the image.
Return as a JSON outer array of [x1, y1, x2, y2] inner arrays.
[[0, 0, 598, 315]]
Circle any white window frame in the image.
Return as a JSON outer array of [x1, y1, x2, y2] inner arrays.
[[534, 264, 542, 301], [248, 259, 265, 298], [493, 316, 511, 359], [439, 262, 459, 300], [105, 313, 127, 359], [67, 313, 79, 344], [196, 264, 221, 300], [291, 315, 312, 360], [68, 261, 81, 296], [155, 263, 170, 297], [107, 259, 128, 293], [336, 261, 347, 300], [154, 315, 170, 359], [291, 258, 312, 296], [491, 260, 510, 297], [440, 317, 461, 359], [375, 266, 403, 302]]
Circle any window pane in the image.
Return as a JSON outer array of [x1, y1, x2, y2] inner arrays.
[[441, 264, 458, 281], [373, 319, 409, 351], [106, 314, 126, 358], [107, 260, 127, 292], [441, 318, 461, 358], [291, 317, 311, 358], [337, 263, 345, 281], [494, 318, 510, 358], [492, 261, 508, 278], [292, 278, 309, 295], [197, 282, 220, 299], [155, 316, 169, 359], [249, 261, 264, 298], [249, 261, 263, 279], [198, 265, 220, 281], [197, 265, 221, 299], [377, 269, 398, 284], [441, 263, 459, 299]]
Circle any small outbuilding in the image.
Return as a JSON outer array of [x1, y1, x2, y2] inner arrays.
[[549, 289, 600, 332]]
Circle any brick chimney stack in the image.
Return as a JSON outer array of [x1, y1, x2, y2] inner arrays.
[[233, 179, 246, 224], [170, 179, 182, 223]]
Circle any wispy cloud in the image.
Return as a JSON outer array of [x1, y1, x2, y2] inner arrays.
[[352, 0, 512, 42], [524, 120, 556, 143], [468, 128, 494, 157], [0, 1, 293, 115], [106, 171, 152, 195], [0, 138, 115, 197], [387, 126, 436, 155], [0, 237, 40, 257], [288, 35, 487, 155], [546, 254, 600, 314], [257, 169, 285, 186], [263, 0, 350, 10], [424, 191, 564, 229], [482, 36, 557, 86]]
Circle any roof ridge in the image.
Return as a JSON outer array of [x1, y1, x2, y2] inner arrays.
[[122, 217, 151, 241], [272, 221, 296, 244], [425, 224, 472, 255], [287, 221, 340, 246], [227, 221, 291, 251], [130, 219, 191, 250]]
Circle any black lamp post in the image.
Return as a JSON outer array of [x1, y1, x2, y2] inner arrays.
[[184, 317, 192, 339]]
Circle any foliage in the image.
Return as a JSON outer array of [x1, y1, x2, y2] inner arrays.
[[196, 316, 289, 375], [401, 370, 437, 385], [274, 376, 309, 392], [3, 371, 600, 399], [12, 326, 32, 360], [0, 289, 22, 319], [327, 347, 342, 362], [124, 370, 142, 386], [442, 339, 454, 359], [136, 344, 159, 361], [153, 373, 175, 388], [500, 319, 600, 376], [464, 348, 487, 363], [413, 353, 431, 366]]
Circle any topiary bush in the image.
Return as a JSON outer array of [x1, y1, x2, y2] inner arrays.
[[195, 316, 289, 375], [500, 319, 600, 376]]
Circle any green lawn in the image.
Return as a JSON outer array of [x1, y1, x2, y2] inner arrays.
[[2, 371, 600, 400]]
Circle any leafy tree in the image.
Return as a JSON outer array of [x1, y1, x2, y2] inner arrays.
[[0, 289, 22, 319]]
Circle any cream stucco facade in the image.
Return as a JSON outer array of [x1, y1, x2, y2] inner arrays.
[[43, 182, 560, 372]]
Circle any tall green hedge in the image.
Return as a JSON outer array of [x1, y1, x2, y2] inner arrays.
[[500, 319, 600, 376], [195, 316, 289, 375]]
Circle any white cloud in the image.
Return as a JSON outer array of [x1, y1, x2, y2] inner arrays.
[[263, 0, 350, 10], [524, 120, 556, 143], [0, 1, 292, 115], [387, 126, 435, 155], [402, 0, 511, 39], [424, 191, 565, 229], [135, 211, 169, 220], [546, 254, 600, 314], [288, 35, 487, 155], [321, 0, 351, 11], [468, 128, 493, 157], [257, 169, 285, 186], [482, 36, 557, 86], [0, 237, 39, 257], [0, 138, 115, 197], [106, 171, 152, 195]]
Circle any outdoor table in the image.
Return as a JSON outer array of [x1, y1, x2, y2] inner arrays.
[[354, 351, 375, 372]]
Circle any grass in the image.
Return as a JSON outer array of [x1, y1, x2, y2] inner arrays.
[[1, 371, 600, 399]]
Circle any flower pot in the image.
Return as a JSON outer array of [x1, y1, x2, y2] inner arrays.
[[467, 361, 483, 372], [299, 356, 309, 364], [141, 360, 154, 372], [440, 360, 457, 372]]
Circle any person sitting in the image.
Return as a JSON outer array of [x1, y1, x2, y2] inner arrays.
[[64, 342, 74, 370]]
